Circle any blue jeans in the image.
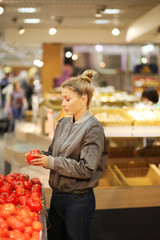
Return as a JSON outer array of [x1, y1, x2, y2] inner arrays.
[[47, 189, 95, 240]]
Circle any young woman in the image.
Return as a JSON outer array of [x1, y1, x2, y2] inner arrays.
[[29, 69, 108, 240]]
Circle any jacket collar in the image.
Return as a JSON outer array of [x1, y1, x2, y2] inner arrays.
[[71, 109, 93, 124]]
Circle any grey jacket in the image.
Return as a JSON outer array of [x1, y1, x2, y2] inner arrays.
[[44, 109, 107, 194]]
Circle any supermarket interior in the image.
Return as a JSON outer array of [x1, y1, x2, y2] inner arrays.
[[1, 1, 160, 240]]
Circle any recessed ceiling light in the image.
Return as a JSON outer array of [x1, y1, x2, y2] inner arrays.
[[18, 8, 37, 13], [103, 9, 120, 14], [24, 19, 40, 24], [19, 27, 25, 35], [65, 51, 72, 58], [95, 45, 104, 52], [33, 59, 44, 67], [141, 57, 148, 64], [95, 12, 102, 18], [95, 9, 102, 18], [94, 20, 110, 24], [49, 28, 57, 35], [72, 54, 78, 60], [0, 5, 4, 15], [112, 28, 120, 36]]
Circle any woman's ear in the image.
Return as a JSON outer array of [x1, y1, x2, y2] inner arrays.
[[81, 95, 88, 106]]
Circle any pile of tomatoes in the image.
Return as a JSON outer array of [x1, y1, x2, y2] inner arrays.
[[0, 172, 43, 240]]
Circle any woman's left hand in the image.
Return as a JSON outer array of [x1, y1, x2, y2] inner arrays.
[[30, 154, 48, 167]]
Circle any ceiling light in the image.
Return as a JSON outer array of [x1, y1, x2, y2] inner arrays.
[[112, 28, 120, 36], [65, 51, 72, 58], [72, 54, 78, 60], [94, 19, 110, 24], [141, 44, 155, 54], [0, 5, 4, 15], [103, 9, 120, 14], [24, 19, 40, 24], [95, 9, 102, 18], [141, 57, 148, 64], [18, 8, 37, 13], [18, 27, 25, 35], [95, 45, 104, 52], [49, 27, 57, 35], [33, 59, 44, 67]]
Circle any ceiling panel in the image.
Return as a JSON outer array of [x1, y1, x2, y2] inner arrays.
[[0, 0, 160, 66]]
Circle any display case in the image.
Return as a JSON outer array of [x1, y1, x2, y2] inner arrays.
[[133, 75, 160, 97]]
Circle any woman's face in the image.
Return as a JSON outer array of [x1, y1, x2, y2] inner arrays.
[[61, 87, 87, 120]]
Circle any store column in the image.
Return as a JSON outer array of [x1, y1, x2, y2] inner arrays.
[[41, 43, 62, 94]]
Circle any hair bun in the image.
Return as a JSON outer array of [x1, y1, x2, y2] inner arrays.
[[81, 69, 98, 84]]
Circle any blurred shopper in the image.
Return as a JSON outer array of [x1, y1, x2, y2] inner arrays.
[[27, 69, 108, 240], [54, 64, 73, 87], [25, 78, 35, 110], [6, 79, 28, 131], [0, 73, 10, 108], [141, 87, 159, 108]]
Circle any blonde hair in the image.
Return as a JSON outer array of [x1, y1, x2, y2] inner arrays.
[[61, 69, 97, 107]]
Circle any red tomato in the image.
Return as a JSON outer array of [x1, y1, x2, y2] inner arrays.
[[18, 196, 29, 206], [16, 174, 30, 182], [13, 180, 25, 189], [27, 198, 42, 212], [8, 229, 26, 240], [5, 175, 15, 185], [30, 177, 41, 185], [24, 181, 32, 190], [13, 172, 21, 178], [0, 203, 16, 219], [24, 189, 31, 198], [16, 206, 31, 219], [24, 226, 33, 235], [7, 216, 25, 232], [31, 231, 40, 239], [26, 149, 40, 164], [31, 195, 41, 204], [29, 211, 39, 221], [0, 178, 4, 187], [23, 232, 31, 240], [0, 227, 9, 238], [22, 216, 33, 226], [0, 174, 5, 181], [0, 183, 12, 194], [0, 217, 9, 237], [32, 220, 43, 231], [16, 187, 25, 197], [0, 192, 10, 204], [30, 190, 42, 198], [6, 193, 18, 205], [31, 183, 42, 192]]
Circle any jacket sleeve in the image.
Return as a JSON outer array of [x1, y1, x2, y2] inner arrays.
[[46, 123, 107, 179]]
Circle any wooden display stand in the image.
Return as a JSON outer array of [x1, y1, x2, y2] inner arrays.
[[94, 159, 160, 210]]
